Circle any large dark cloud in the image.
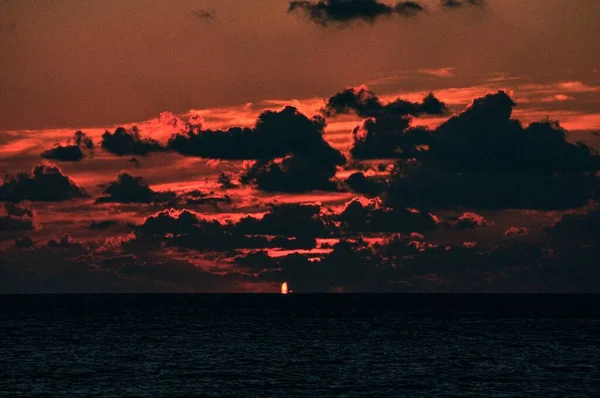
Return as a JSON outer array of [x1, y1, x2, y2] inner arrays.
[[96, 173, 175, 204], [240, 148, 345, 192], [133, 205, 325, 252], [41, 131, 95, 162], [253, 233, 600, 293], [431, 91, 599, 173], [0, 163, 88, 202], [323, 87, 446, 159], [289, 0, 425, 26], [101, 126, 166, 156], [169, 106, 346, 192], [386, 91, 600, 209], [323, 86, 447, 118], [169, 106, 341, 161]]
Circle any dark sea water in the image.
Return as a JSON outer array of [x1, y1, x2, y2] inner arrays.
[[1, 294, 599, 397]]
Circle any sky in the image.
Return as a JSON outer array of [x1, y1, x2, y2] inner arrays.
[[1, 0, 600, 293]]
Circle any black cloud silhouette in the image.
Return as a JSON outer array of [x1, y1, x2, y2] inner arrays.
[[96, 173, 176, 204], [169, 106, 342, 161], [387, 91, 600, 209], [323, 87, 446, 159], [169, 106, 346, 192], [101, 126, 166, 156], [441, 0, 484, 8], [41, 131, 95, 162], [288, 0, 425, 26], [338, 197, 438, 233], [240, 149, 345, 192], [323, 86, 447, 118], [46, 234, 88, 250], [345, 172, 388, 196], [14, 235, 35, 248], [0, 163, 88, 202], [133, 206, 322, 252]]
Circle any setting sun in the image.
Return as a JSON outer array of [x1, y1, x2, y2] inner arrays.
[[281, 282, 289, 295]]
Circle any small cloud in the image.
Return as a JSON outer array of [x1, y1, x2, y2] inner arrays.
[[556, 81, 600, 93], [504, 227, 529, 237], [288, 0, 425, 26], [441, 0, 485, 8], [541, 94, 574, 103], [418, 68, 455, 78], [191, 9, 216, 20]]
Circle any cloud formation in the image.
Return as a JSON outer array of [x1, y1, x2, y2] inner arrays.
[[288, 0, 425, 26], [41, 131, 95, 162], [133, 207, 319, 252], [545, 207, 600, 242], [441, 0, 485, 8], [96, 173, 175, 204], [323, 86, 446, 159], [0, 163, 87, 202], [0, 203, 38, 232], [387, 91, 600, 209], [169, 106, 346, 192], [101, 127, 166, 156], [191, 9, 216, 20]]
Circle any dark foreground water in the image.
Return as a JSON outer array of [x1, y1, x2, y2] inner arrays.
[[1, 295, 599, 397]]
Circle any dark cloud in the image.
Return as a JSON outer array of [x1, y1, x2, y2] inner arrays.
[[288, 0, 425, 26], [41, 145, 84, 162], [88, 220, 120, 230], [345, 172, 388, 196], [101, 126, 166, 156], [14, 235, 35, 248], [0, 203, 38, 232], [0, 244, 242, 293], [218, 172, 238, 189], [133, 206, 324, 252], [169, 106, 342, 161], [322, 86, 447, 118], [46, 234, 89, 251], [160, 107, 348, 192], [256, 235, 600, 293], [387, 91, 600, 209], [236, 203, 329, 238], [178, 190, 232, 207], [441, 0, 484, 8], [240, 149, 345, 192], [191, 9, 216, 19], [96, 173, 176, 204], [0, 163, 88, 202], [431, 91, 599, 173], [337, 196, 438, 234], [322, 87, 445, 159], [545, 207, 600, 242], [41, 131, 95, 162], [128, 158, 141, 169]]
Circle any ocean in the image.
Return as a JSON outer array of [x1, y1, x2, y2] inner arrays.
[[1, 294, 599, 397]]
